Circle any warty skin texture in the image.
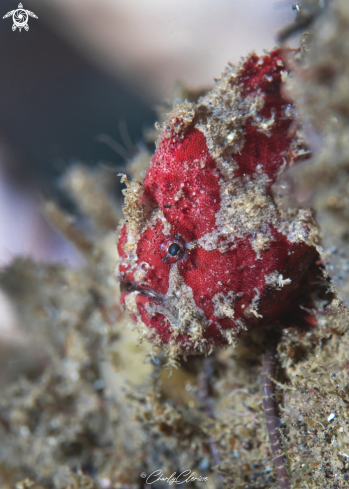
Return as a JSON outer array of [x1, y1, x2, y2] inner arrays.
[[116, 49, 319, 356]]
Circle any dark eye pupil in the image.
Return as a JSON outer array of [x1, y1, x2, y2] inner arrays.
[[168, 243, 181, 256]]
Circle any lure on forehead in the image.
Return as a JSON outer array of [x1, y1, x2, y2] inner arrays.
[[116, 48, 320, 357]]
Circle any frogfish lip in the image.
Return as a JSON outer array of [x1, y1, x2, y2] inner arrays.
[[120, 281, 177, 325], [120, 281, 161, 302]]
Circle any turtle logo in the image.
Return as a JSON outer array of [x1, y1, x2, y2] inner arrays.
[[3, 3, 38, 32]]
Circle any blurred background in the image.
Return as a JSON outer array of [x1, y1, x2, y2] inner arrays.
[[0, 0, 296, 331]]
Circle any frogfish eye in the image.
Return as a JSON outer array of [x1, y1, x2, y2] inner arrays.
[[168, 242, 181, 256], [160, 234, 186, 264]]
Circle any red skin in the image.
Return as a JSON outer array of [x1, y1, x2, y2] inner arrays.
[[117, 49, 318, 353]]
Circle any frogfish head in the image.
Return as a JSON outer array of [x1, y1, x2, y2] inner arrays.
[[116, 49, 319, 355]]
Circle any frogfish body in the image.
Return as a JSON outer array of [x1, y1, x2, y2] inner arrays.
[[116, 49, 319, 355]]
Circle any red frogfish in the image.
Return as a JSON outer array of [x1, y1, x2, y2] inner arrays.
[[116, 49, 319, 356]]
